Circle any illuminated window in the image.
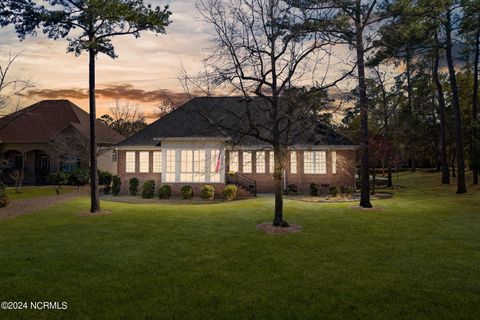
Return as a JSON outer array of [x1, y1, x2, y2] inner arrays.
[[181, 150, 206, 182], [269, 151, 274, 173], [256, 151, 266, 173], [243, 151, 252, 173], [304, 151, 326, 174], [290, 151, 297, 174], [153, 151, 162, 173], [332, 151, 337, 174], [139, 151, 149, 173], [229, 151, 239, 172], [165, 150, 176, 182], [125, 151, 136, 173]]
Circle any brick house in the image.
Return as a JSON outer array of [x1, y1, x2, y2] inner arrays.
[[116, 97, 357, 196], [0, 100, 124, 184]]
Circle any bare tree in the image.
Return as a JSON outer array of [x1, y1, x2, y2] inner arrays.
[[99, 100, 146, 137], [0, 50, 33, 111], [198, 0, 351, 226], [154, 96, 180, 119]]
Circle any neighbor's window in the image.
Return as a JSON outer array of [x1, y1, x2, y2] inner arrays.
[[181, 150, 206, 182], [210, 149, 221, 182], [40, 155, 50, 171], [139, 151, 150, 173], [256, 151, 266, 173], [304, 151, 326, 174], [153, 151, 162, 173], [112, 150, 117, 162], [165, 150, 176, 182], [332, 151, 337, 174], [229, 151, 239, 172], [125, 151, 136, 173], [243, 151, 252, 173], [290, 151, 297, 174], [269, 151, 274, 173]]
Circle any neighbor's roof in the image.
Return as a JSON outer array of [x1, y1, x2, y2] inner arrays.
[[0, 99, 124, 144], [118, 96, 353, 147]]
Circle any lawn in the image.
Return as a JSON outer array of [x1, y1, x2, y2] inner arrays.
[[6, 185, 76, 200], [0, 171, 479, 319]]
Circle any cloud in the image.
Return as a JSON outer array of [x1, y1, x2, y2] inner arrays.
[[26, 84, 192, 105]]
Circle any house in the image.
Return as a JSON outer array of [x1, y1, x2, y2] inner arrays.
[[0, 100, 124, 184], [116, 97, 357, 195]]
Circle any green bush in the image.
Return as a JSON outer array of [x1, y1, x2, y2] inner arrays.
[[69, 168, 89, 189], [286, 184, 298, 195], [129, 177, 139, 196], [98, 171, 113, 194], [181, 185, 193, 199], [142, 180, 156, 199], [0, 181, 9, 208], [309, 183, 319, 196], [112, 176, 121, 196], [158, 185, 172, 199], [49, 172, 68, 195], [329, 186, 340, 197], [223, 184, 237, 201], [201, 185, 215, 199]]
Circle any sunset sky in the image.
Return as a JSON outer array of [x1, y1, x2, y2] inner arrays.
[[0, 0, 215, 120], [0, 0, 364, 121]]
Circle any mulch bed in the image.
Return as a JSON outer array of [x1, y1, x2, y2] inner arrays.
[[286, 192, 393, 203], [100, 195, 239, 205], [256, 222, 302, 234], [349, 205, 385, 211]]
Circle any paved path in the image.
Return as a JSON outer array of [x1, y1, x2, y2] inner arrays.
[[0, 190, 86, 220]]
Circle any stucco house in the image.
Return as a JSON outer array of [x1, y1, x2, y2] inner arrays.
[[0, 100, 124, 184], [116, 97, 357, 196]]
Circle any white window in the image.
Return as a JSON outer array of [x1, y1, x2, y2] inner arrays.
[[153, 151, 162, 173], [290, 151, 297, 174], [229, 151, 239, 173], [256, 151, 266, 173], [112, 150, 117, 162], [304, 151, 326, 174], [269, 151, 274, 173], [125, 151, 136, 173], [139, 151, 150, 173], [181, 150, 206, 182], [165, 150, 176, 182], [243, 151, 252, 173], [210, 149, 221, 182], [332, 151, 337, 174]]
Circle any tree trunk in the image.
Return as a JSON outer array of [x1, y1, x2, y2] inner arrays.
[[406, 54, 416, 172], [272, 147, 288, 227], [445, 10, 467, 193], [355, 2, 372, 208], [472, 20, 479, 185], [451, 147, 456, 178], [387, 166, 392, 187], [434, 31, 450, 184], [89, 48, 101, 213]]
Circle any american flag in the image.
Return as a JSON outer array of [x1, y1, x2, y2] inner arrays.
[[215, 151, 221, 173]]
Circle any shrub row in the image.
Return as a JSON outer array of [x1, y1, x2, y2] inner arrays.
[[308, 183, 354, 197]]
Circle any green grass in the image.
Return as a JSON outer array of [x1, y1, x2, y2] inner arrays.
[[6, 186, 75, 200], [0, 171, 479, 319]]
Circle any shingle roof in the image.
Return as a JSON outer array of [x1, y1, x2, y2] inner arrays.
[[0, 99, 124, 144], [118, 96, 353, 147]]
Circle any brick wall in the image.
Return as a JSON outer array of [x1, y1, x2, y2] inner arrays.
[[117, 148, 356, 196]]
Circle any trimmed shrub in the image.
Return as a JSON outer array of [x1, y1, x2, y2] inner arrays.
[[129, 177, 139, 196], [201, 185, 215, 199], [98, 171, 113, 194], [49, 172, 68, 195], [0, 181, 9, 208], [309, 183, 319, 196], [341, 186, 354, 196], [112, 176, 121, 196], [223, 184, 237, 201], [181, 185, 193, 199], [142, 180, 156, 199], [158, 185, 172, 199], [329, 186, 340, 197], [286, 184, 298, 195], [69, 168, 89, 190]]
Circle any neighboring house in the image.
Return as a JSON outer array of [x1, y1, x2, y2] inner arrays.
[[116, 97, 357, 196], [0, 100, 124, 185]]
